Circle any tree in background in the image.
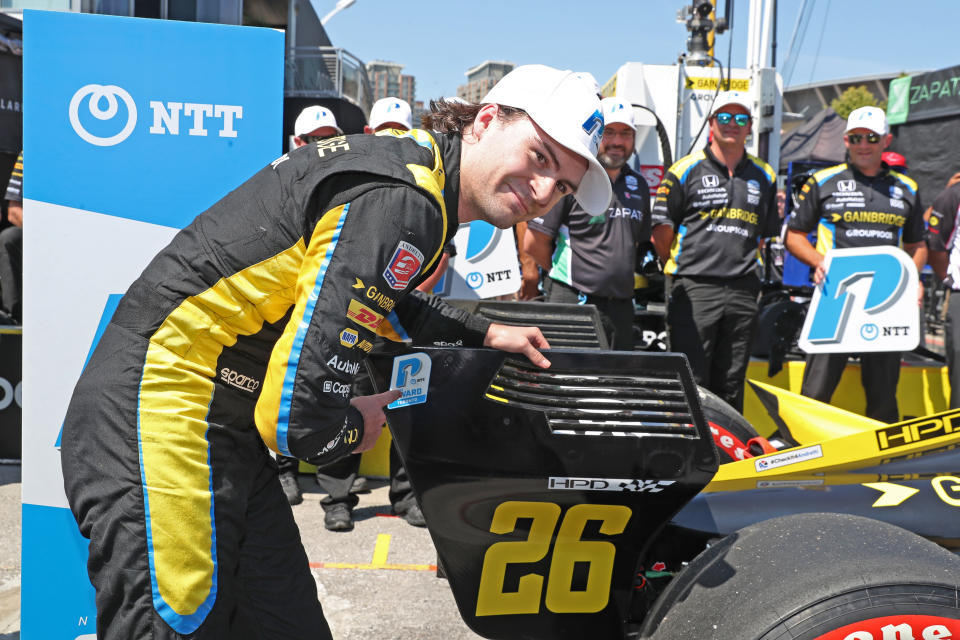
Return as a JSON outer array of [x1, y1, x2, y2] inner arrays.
[[830, 85, 887, 119]]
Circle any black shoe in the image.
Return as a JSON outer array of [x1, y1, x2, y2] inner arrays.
[[398, 504, 426, 527], [350, 476, 370, 494], [279, 473, 302, 506], [324, 504, 354, 531]]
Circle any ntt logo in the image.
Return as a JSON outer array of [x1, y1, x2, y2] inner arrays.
[[69, 83, 244, 147], [69, 84, 137, 146]]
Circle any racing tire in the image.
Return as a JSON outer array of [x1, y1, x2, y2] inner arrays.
[[639, 513, 960, 640], [698, 386, 759, 464]]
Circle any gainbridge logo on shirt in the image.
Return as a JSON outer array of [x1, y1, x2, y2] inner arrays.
[[69, 83, 243, 147]]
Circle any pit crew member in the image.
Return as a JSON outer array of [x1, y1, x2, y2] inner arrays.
[[926, 176, 960, 407], [652, 90, 778, 412], [785, 106, 926, 423]]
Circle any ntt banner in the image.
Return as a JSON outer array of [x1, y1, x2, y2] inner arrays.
[[438, 221, 521, 299], [22, 11, 281, 638]]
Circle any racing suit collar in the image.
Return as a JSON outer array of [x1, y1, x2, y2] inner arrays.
[[848, 160, 890, 182], [435, 132, 462, 244], [703, 143, 751, 175]]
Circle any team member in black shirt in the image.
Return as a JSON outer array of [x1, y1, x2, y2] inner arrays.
[[525, 97, 651, 350], [786, 106, 926, 423], [0, 150, 21, 324], [925, 178, 960, 406], [653, 91, 778, 412]]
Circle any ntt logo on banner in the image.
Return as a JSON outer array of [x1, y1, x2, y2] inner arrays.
[[69, 83, 243, 146]]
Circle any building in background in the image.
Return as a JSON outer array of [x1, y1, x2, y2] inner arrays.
[[457, 60, 514, 103], [782, 71, 907, 133], [366, 59, 416, 104]]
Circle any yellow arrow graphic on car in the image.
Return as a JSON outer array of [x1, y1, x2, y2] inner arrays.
[[862, 482, 919, 507]]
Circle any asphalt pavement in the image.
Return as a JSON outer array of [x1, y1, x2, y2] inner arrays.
[[0, 465, 483, 640]]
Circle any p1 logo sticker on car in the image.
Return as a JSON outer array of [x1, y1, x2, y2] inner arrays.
[[388, 353, 431, 409]]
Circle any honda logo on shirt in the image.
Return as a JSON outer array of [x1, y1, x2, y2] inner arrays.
[[837, 180, 857, 192], [69, 83, 243, 147], [701, 175, 719, 188]]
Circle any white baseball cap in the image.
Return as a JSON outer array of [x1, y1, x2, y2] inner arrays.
[[712, 90, 752, 116], [601, 97, 636, 131], [574, 71, 601, 97], [481, 64, 612, 215], [294, 105, 342, 136], [845, 106, 888, 135], [369, 97, 413, 130]]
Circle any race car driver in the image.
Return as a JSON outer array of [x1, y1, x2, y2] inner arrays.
[[652, 90, 779, 412], [785, 106, 926, 423], [524, 96, 652, 350], [59, 64, 612, 640]]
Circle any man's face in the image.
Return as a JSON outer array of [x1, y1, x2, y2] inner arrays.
[[460, 106, 587, 229], [709, 104, 751, 147], [844, 127, 891, 172], [294, 126, 339, 147], [598, 123, 635, 171]]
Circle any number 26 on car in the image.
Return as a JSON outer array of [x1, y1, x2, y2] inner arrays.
[[475, 501, 632, 616]]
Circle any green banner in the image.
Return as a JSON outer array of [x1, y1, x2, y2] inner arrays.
[[887, 64, 960, 125], [886, 76, 911, 125]]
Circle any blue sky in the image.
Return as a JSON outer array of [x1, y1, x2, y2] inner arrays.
[[320, 0, 956, 103]]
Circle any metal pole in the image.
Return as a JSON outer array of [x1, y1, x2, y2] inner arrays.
[[320, 0, 356, 26], [759, 0, 774, 68], [746, 0, 760, 70], [771, 0, 778, 68]]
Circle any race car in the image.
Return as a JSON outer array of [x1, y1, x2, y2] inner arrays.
[[368, 347, 960, 640]]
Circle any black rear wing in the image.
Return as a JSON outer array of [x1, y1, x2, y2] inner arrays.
[[368, 348, 717, 640]]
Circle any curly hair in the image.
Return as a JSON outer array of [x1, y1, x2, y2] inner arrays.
[[420, 99, 527, 134]]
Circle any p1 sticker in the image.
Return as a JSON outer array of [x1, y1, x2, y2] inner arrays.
[[383, 241, 424, 290], [388, 353, 431, 409]]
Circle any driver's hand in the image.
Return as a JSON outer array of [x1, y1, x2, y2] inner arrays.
[[350, 389, 402, 452], [483, 323, 551, 368]]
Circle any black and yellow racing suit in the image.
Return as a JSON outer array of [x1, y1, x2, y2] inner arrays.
[[60, 130, 488, 639]]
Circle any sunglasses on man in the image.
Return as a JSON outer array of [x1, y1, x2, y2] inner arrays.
[[713, 112, 750, 127], [845, 132, 883, 145], [298, 134, 324, 144]]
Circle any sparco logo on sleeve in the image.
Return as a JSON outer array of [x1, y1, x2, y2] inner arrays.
[[69, 83, 243, 147], [219, 367, 260, 392]]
